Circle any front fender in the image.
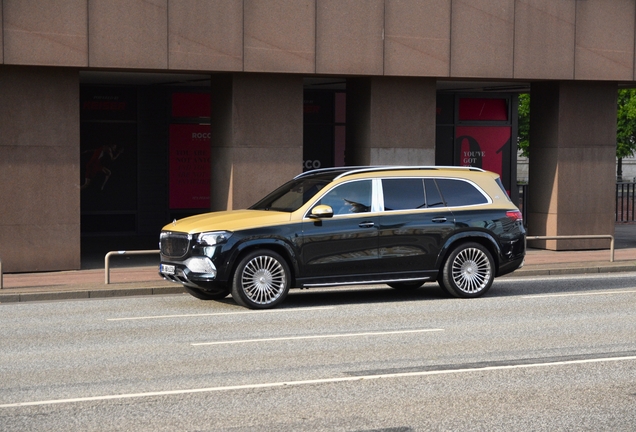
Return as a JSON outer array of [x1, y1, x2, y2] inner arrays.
[[226, 237, 300, 281]]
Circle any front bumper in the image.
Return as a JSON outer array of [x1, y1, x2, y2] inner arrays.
[[159, 260, 217, 289]]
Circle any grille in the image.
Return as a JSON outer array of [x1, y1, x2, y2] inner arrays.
[[160, 232, 191, 258]]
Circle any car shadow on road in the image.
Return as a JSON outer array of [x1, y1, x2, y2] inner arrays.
[[215, 274, 634, 309]]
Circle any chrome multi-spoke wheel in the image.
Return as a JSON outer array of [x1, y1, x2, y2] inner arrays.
[[441, 242, 494, 298], [232, 250, 290, 309]]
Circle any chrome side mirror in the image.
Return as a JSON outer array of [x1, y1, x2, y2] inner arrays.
[[309, 204, 334, 219]]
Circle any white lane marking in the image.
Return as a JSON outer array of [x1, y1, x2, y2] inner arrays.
[[522, 290, 636, 299], [107, 306, 334, 321], [2, 355, 634, 408], [192, 328, 444, 346]]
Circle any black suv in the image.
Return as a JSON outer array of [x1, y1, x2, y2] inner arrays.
[[159, 166, 526, 309]]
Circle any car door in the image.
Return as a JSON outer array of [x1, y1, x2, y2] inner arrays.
[[377, 178, 456, 277], [299, 179, 380, 283]]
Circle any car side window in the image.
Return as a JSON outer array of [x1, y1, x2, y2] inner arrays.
[[317, 180, 372, 215], [435, 178, 489, 207], [382, 178, 426, 210], [424, 179, 445, 208]]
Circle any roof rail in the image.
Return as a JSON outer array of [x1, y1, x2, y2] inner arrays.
[[332, 165, 486, 179], [295, 165, 486, 180], [293, 166, 377, 179]]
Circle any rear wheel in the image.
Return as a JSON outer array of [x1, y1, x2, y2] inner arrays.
[[231, 250, 291, 309], [387, 281, 425, 290], [184, 285, 230, 300], [440, 242, 494, 298]]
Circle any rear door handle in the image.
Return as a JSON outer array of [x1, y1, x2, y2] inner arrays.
[[431, 217, 447, 223], [359, 221, 375, 228]]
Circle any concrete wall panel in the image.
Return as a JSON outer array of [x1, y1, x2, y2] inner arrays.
[[210, 74, 303, 211], [575, 0, 635, 80], [0, 67, 80, 272], [0, 2, 4, 63], [558, 82, 619, 148], [514, 0, 575, 79], [347, 77, 436, 166], [89, 0, 167, 69], [384, 0, 451, 77], [450, 0, 514, 78], [168, 0, 243, 71], [316, 0, 384, 75], [3, 0, 88, 67], [232, 74, 304, 148], [528, 81, 617, 250], [244, 0, 315, 73]]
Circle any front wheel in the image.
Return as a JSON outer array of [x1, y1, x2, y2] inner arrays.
[[231, 250, 291, 309], [440, 242, 494, 298]]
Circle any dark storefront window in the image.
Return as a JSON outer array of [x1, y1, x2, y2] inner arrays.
[[80, 87, 138, 234]]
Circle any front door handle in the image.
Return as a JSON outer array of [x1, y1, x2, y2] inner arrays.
[[359, 221, 375, 228], [431, 217, 447, 223]]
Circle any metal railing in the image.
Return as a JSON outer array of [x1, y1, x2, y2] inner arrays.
[[526, 235, 615, 262], [520, 182, 636, 223], [104, 250, 160, 284], [616, 182, 636, 222]]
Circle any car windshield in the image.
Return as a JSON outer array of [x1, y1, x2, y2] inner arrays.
[[250, 176, 332, 212]]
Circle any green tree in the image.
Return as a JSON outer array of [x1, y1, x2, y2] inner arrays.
[[517, 93, 530, 158], [517, 90, 636, 178], [616, 89, 636, 180]]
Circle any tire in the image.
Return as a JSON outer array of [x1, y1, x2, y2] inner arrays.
[[387, 281, 425, 290], [231, 250, 291, 309], [184, 285, 230, 300], [440, 242, 494, 298]]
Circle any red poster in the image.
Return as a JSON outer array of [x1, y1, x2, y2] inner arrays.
[[458, 98, 508, 121], [169, 124, 211, 209], [455, 126, 511, 179]]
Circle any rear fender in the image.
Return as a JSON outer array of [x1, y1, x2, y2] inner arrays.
[[435, 231, 502, 273]]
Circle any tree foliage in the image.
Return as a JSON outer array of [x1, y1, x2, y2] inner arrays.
[[517, 93, 530, 157], [616, 88, 636, 159], [517, 90, 636, 160]]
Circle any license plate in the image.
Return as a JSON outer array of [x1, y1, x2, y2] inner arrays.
[[161, 264, 176, 275]]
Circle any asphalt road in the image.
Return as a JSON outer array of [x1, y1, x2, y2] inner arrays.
[[1, 273, 635, 431]]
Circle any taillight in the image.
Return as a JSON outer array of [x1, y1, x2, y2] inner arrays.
[[506, 210, 523, 221]]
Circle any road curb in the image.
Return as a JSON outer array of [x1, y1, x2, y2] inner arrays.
[[0, 285, 185, 304]]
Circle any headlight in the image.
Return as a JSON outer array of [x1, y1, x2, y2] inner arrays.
[[197, 231, 232, 246]]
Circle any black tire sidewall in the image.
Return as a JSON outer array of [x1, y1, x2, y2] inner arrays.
[[441, 242, 494, 298], [231, 250, 291, 309]]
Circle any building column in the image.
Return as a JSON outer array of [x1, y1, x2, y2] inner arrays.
[[528, 81, 617, 250], [210, 73, 303, 211], [0, 66, 80, 272], [346, 77, 436, 166]]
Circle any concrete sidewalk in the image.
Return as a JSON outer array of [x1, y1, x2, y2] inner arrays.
[[2, 225, 636, 303]]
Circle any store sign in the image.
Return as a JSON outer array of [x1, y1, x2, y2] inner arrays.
[[169, 124, 211, 209]]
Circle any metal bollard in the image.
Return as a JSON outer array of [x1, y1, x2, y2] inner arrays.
[[0, 258, 3, 289], [104, 250, 160, 284]]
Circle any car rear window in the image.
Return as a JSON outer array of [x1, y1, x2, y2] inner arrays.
[[435, 178, 489, 207]]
